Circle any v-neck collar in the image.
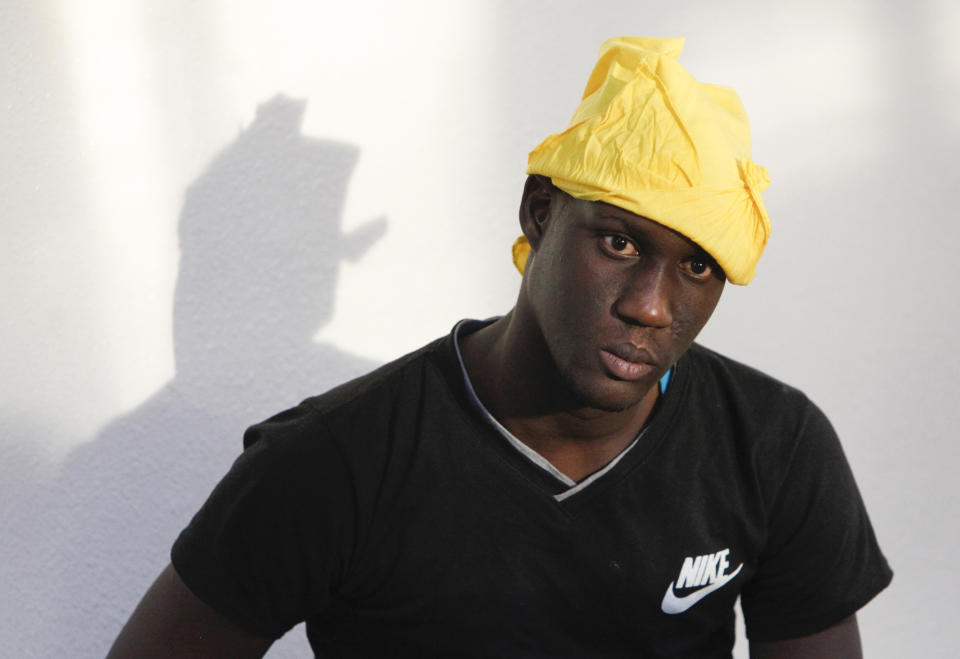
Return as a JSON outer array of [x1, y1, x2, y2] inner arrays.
[[451, 319, 679, 504]]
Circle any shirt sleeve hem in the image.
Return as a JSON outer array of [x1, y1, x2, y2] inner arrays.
[[745, 565, 893, 643], [170, 541, 291, 641]]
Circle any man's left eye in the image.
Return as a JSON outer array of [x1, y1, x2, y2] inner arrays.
[[681, 258, 714, 278]]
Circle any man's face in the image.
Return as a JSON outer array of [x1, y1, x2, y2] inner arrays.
[[523, 185, 725, 412]]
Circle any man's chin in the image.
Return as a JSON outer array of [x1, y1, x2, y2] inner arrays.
[[564, 376, 657, 413], [583, 397, 637, 413]]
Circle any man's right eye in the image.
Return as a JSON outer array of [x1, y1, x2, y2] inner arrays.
[[602, 235, 639, 256]]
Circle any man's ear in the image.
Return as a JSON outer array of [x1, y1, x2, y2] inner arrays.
[[518, 175, 556, 251]]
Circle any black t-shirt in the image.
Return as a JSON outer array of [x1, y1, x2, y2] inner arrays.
[[172, 323, 891, 657]]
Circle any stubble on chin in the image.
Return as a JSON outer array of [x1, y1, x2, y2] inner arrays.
[[556, 366, 650, 414]]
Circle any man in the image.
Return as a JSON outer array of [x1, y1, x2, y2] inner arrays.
[[110, 37, 891, 657]]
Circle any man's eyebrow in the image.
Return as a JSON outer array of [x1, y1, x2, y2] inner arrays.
[[591, 211, 669, 242], [592, 210, 651, 233], [592, 210, 718, 262]]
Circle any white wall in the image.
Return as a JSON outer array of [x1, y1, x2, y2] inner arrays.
[[2, 1, 957, 656]]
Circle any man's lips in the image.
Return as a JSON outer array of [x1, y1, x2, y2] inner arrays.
[[599, 344, 657, 381]]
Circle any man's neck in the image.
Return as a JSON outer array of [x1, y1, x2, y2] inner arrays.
[[459, 312, 660, 483]]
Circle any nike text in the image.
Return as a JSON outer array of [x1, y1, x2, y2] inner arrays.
[[661, 547, 743, 614], [676, 548, 731, 588]]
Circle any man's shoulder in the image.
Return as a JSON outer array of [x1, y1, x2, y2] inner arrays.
[[684, 343, 805, 398], [678, 344, 845, 500], [302, 332, 455, 417], [241, 332, 458, 453], [679, 343, 820, 429]]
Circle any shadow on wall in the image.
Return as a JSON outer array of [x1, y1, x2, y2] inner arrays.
[[17, 95, 386, 657]]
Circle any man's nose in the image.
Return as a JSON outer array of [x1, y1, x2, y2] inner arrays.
[[612, 266, 674, 328]]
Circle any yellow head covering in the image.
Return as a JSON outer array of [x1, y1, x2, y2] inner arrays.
[[516, 36, 770, 285]]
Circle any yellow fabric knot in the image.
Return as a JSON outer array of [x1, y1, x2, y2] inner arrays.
[[737, 158, 771, 222], [512, 235, 531, 275]]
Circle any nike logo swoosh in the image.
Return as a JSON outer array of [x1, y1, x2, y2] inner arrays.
[[660, 563, 743, 614]]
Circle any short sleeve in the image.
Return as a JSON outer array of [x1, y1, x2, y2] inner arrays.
[[740, 399, 892, 642], [171, 403, 355, 639]]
